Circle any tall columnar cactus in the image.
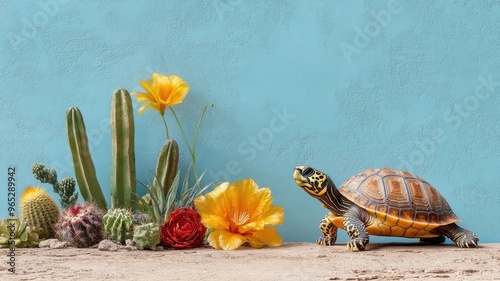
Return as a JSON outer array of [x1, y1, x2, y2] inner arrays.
[[66, 107, 108, 210], [32, 163, 78, 208], [154, 139, 179, 195], [0, 216, 43, 248], [133, 223, 160, 250], [56, 203, 104, 248], [20, 187, 60, 238], [103, 208, 134, 244], [110, 88, 136, 209]]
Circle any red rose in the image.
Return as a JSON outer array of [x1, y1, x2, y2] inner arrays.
[[161, 207, 206, 249]]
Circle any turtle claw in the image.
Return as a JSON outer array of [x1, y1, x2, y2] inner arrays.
[[455, 230, 479, 248], [346, 238, 367, 251], [316, 237, 336, 246]]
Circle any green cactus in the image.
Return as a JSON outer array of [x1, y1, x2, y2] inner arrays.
[[20, 187, 60, 238], [32, 163, 58, 188], [133, 223, 160, 250], [32, 163, 78, 208], [110, 88, 136, 209], [58, 177, 78, 208], [66, 106, 108, 210], [0, 216, 43, 248], [103, 208, 134, 244], [154, 139, 179, 195], [56, 203, 104, 248], [137, 168, 216, 225]]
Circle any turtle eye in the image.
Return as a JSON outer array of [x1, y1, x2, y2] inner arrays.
[[302, 167, 315, 177]]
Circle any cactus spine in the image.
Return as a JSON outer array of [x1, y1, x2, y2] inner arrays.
[[20, 187, 60, 238], [110, 88, 136, 209], [103, 208, 134, 244], [133, 223, 160, 250], [56, 203, 104, 248], [66, 107, 108, 210], [154, 139, 179, 195]]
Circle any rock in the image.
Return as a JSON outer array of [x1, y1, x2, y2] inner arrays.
[[98, 240, 119, 251], [39, 239, 70, 249], [155, 246, 164, 251], [120, 245, 137, 251], [125, 239, 135, 247], [51, 241, 71, 249], [39, 239, 58, 248]]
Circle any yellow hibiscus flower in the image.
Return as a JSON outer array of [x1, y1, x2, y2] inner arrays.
[[134, 73, 189, 115], [194, 179, 284, 250]]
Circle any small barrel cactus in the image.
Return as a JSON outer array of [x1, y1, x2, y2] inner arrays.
[[133, 223, 160, 250], [0, 216, 43, 248], [103, 208, 134, 244], [56, 203, 104, 248], [20, 186, 60, 238]]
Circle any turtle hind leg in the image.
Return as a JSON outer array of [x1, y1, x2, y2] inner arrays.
[[435, 223, 479, 248], [316, 214, 338, 246], [420, 235, 446, 245]]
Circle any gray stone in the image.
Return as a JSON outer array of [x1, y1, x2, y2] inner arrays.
[[125, 239, 135, 247], [39, 239, 58, 248], [38, 239, 70, 249], [120, 245, 137, 251], [98, 239, 119, 251]]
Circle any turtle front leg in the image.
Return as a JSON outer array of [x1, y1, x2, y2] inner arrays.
[[434, 223, 479, 248], [343, 206, 370, 251], [316, 214, 338, 246]]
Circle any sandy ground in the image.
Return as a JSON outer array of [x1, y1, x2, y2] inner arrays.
[[1, 242, 499, 281]]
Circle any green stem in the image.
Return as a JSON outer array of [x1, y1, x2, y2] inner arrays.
[[169, 107, 198, 182], [161, 113, 170, 140], [193, 104, 213, 162]]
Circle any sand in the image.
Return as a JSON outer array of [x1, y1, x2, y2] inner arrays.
[[1, 242, 499, 281]]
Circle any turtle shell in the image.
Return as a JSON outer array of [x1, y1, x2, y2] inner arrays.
[[338, 168, 460, 238]]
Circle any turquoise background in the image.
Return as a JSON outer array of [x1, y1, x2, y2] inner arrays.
[[1, 1, 499, 244]]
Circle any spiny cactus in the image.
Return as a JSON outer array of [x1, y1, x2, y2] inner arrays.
[[154, 139, 179, 195], [32, 163, 78, 208], [0, 216, 43, 248], [110, 88, 136, 209], [58, 178, 78, 208], [56, 203, 104, 248], [66, 106, 108, 210], [137, 168, 216, 226], [133, 223, 160, 250], [20, 186, 60, 238], [134, 212, 153, 225], [32, 163, 57, 187], [103, 208, 134, 244]]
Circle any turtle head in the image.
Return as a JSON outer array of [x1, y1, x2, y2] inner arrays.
[[293, 166, 332, 197]]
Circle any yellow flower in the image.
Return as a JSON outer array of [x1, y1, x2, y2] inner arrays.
[[134, 73, 190, 115], [194, 179, 284, 250], [20, 186, 47, 202]]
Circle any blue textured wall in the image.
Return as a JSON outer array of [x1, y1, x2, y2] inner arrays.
[[1, 1, 499, 244]]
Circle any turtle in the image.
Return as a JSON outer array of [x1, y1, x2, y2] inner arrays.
[[293, 166, 479, 251]]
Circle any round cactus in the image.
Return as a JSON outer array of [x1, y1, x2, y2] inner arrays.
[[133, 223, 160, 250], [103, 208, 134, 244], [56, 203, 104, 248], [20, 186, 60, 238]]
